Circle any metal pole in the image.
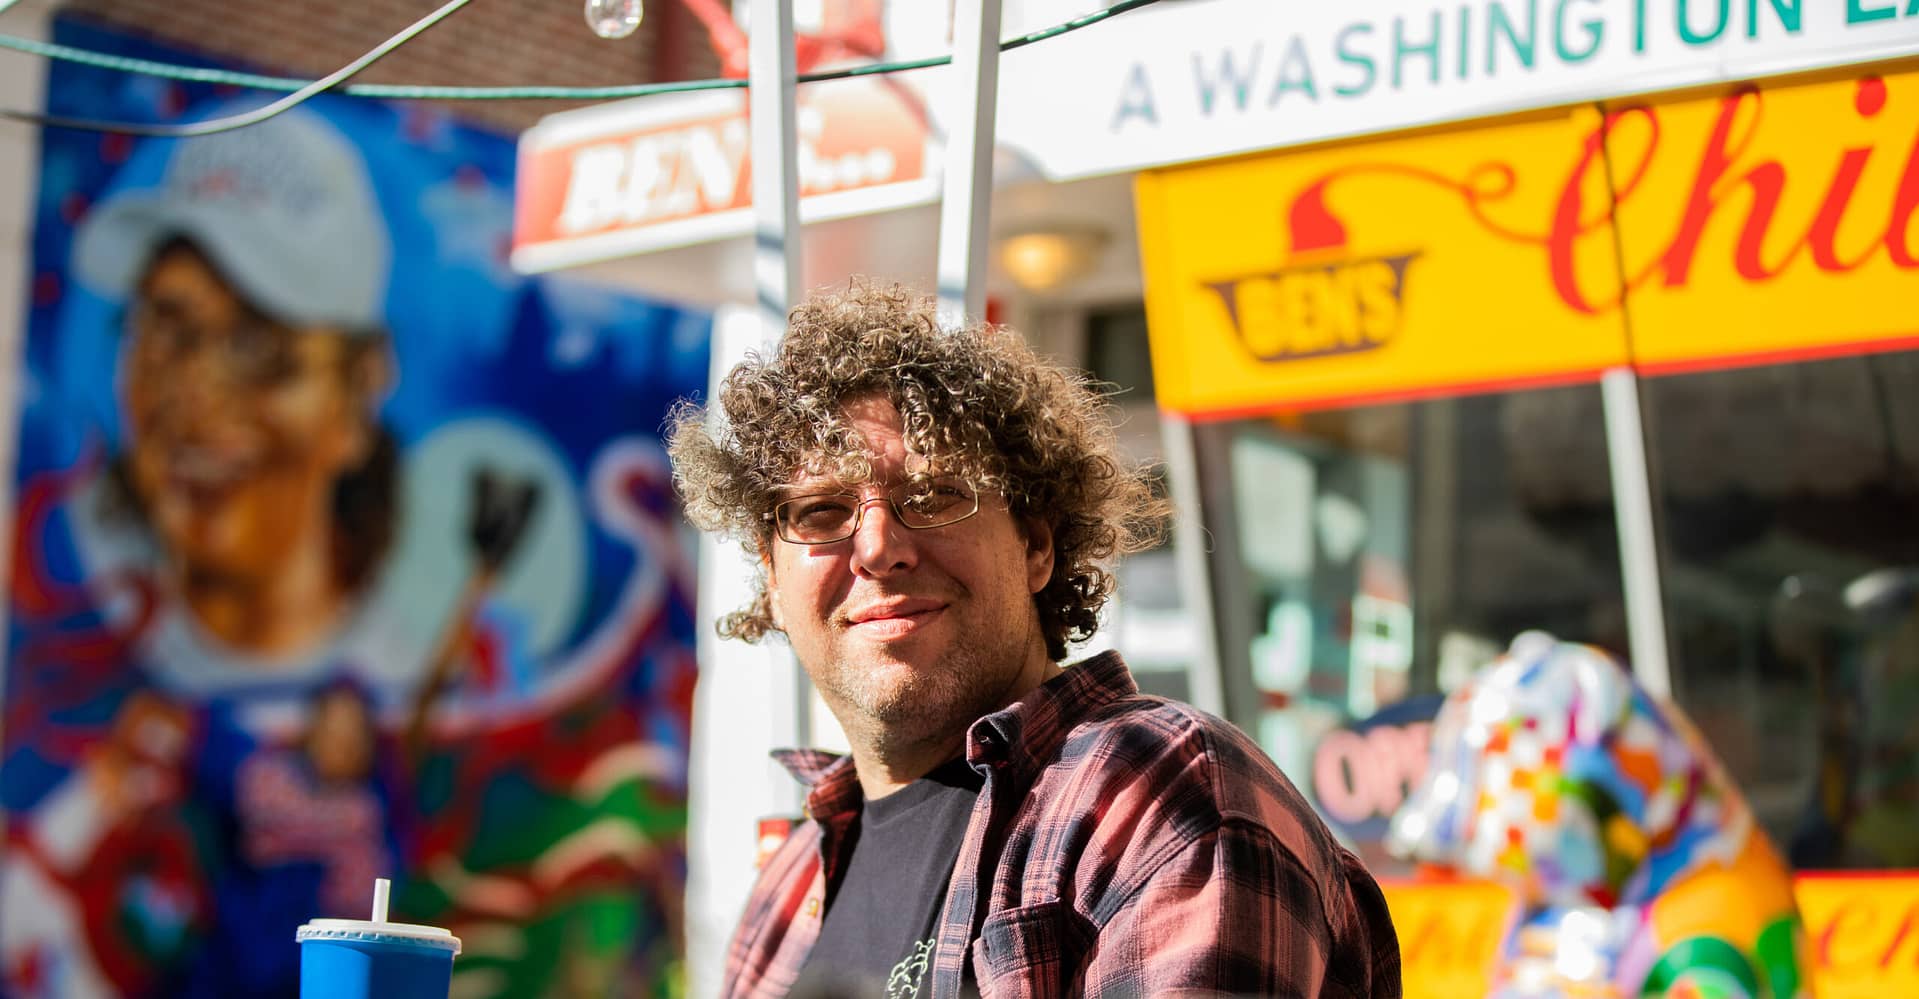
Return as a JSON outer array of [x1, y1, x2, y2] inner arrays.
[[687, 312, 796, 998], [935, 0, 1003, 327], [746, 0, 809, 756], [750, 0, 802, 323], [687, 20, 812, 985], [1158, 411, 1227, 717], [1601, 366, 1674, 700]]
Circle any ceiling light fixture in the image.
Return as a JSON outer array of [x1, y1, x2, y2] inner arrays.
[[996, 224, 1110, 293]]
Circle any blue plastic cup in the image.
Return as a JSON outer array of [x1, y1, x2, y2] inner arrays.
[[296, 917, 461, 998]]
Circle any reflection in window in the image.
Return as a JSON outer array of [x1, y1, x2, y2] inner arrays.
[[1646, 351, 1919, 869], [1199, 384, 1626, 869]]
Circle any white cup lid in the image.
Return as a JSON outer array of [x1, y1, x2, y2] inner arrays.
[[295, 918, 462, 955]]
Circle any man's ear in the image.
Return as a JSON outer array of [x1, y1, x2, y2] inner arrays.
[[1022, 517, 1056, 595]]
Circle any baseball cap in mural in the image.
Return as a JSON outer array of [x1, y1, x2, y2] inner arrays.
[[74, 108, 390, 333]]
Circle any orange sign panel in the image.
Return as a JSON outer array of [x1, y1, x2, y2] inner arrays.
[[1380, 872, 1919, 999], [1138, 70, 1919, 417]]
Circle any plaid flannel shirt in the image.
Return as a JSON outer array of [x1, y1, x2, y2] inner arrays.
[[721, 651, 1403, 998]]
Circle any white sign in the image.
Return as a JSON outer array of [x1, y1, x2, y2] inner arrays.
[[994, 0, 1919, 179]]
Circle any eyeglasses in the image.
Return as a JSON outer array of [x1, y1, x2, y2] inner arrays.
[[767, 476, 981, 545], [125, 300, 304, 388]]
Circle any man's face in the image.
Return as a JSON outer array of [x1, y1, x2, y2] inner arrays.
[[122, 244, 380, 588], [765, 397, 1055, 746]]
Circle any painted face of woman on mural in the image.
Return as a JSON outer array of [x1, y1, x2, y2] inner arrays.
[[121, 241, 390, 656]]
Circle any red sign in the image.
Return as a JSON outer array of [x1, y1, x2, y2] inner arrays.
[[512, 79, 935, 271]]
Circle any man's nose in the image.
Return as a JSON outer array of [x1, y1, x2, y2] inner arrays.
[[848, 496, 918, 577]]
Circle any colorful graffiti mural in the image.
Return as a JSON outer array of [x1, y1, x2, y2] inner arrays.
[[0, 19, 709, 998]]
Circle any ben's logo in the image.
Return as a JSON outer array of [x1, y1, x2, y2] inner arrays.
[[1201, 174, 1417, 364]]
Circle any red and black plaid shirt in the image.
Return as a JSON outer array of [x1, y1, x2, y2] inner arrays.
[[722, 651, 1403, 998]]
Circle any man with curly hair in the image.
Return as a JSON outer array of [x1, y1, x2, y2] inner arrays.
[[669, 284, 1401, 999]]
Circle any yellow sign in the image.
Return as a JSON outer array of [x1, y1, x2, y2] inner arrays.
[[1378, 879, 1515, 999], [1136, 107, 1631, 417], [1795, 873, 1919, 999], [1137, 70, 1919, 416], [1607, 74, 1919, 375], [1381, 873, 1919, 999]]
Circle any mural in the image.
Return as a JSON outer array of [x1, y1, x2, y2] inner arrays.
[[0, 19, 709, 998], [1389, 633, 1811, 999]]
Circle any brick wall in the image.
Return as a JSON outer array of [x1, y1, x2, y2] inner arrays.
[[57, 0, 723, 135]]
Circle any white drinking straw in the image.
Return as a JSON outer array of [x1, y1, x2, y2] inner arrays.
[[371, 878, 391, 923]]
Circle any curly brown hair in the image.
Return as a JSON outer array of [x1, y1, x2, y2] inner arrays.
[[667, 283, 1169, 661]]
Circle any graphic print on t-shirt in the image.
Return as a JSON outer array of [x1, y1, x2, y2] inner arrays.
[[886, 937, 935, 999]]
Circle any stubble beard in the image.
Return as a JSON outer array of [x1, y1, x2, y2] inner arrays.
[[816, 631, 1029, 757]]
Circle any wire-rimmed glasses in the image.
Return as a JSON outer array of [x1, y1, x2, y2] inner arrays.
[[767, 476, 981, 545]]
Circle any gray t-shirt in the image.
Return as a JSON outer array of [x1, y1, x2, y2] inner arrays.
[[790, 757, 983, 999]]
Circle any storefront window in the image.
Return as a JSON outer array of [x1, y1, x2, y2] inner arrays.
[[1195, 384, 1627, 865], [1644, 351, 1919, 869]]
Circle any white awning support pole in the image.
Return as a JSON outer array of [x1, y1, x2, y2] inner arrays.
[[750, 0, 802, 326], [935, 0, 1004, 328], [1159, 410, 1227, 717], [1601, 366, 1674, 701], [626, 6, 811, 989], [746, 0, 809, 763]]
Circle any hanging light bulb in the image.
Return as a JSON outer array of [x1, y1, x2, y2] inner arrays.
[[585, 0, 643, 39]]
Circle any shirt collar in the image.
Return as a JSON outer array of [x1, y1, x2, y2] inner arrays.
[[771, 650, 1138, 817], [770, 748, 863, 824], [964, 650, 1136, 777]]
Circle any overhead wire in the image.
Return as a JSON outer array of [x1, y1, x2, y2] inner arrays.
[[0, 0, 475, 136], [0, 0, 1158, 134]]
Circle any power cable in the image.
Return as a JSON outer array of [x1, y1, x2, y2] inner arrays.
[[0, 0, 1158, 134], [0, 0, 474, 136]]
